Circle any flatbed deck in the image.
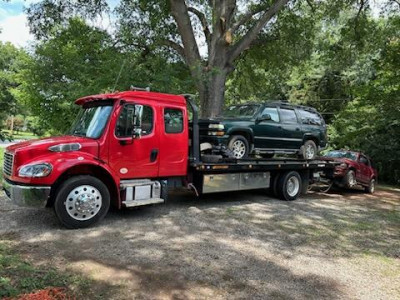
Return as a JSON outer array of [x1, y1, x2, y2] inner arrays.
[[191, 158, 338, 173]]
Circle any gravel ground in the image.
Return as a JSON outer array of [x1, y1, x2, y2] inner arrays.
[[0, 187, 399, 299]]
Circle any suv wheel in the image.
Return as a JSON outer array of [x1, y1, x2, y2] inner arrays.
[[228, 135, 249, 159], [344, 170, 357, 188], [301, 140, 317, 160], [364, 178, 376, 194]]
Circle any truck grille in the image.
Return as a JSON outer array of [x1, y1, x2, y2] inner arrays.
[[3, 152, 14, 176]]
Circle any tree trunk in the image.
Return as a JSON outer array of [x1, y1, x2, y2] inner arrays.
[[169, 0, 290, 118], [200, 69, 228, 118]]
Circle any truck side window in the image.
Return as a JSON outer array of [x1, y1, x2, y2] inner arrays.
[[280, 108, 298, 124], [116, 104, 153, 137], [260, 107, 280, 123], [164, 108, 183, 133]]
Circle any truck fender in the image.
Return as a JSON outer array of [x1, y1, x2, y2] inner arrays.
[[48, 157, 120, 208]]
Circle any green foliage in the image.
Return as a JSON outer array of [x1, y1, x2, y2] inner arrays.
[[0, 42, 27, 141], [330, 16, 400, 183], [18, 18, 195, 134]]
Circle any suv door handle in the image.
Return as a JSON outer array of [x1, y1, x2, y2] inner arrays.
[[150, 149, 159, 162]]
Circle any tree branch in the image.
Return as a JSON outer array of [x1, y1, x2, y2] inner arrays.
[[169, 0, 204, 92], [391, 0, 400, 6], [228, 0, 290, 61], [187, 6, 211, 50], [230, 4, 269, 33], [159, 39, 186, 61]]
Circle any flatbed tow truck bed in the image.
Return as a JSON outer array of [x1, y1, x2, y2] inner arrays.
[[188, 157, 337, 199]]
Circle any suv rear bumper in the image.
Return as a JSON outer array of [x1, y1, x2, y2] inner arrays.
[[2, 179, 50, 208]]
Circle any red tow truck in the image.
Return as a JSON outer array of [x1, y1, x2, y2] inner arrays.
[[2, 90, 337, 228]]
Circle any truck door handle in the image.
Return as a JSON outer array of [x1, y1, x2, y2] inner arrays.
[[296, 128, 300, 131], [150, 149, 159, 162]]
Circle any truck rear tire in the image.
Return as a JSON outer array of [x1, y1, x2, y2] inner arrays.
[[54, 175, 110, 229], [277, 171, 302, 201]]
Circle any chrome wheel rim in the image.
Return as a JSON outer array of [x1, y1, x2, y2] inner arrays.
[[65, 185, 102, 221], [231, 140, 246, 159], [305, 144, 315, 159], [287, 176, 300, 197]]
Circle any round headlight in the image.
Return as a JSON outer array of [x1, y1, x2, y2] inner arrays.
[[18, 163, 52, 178]]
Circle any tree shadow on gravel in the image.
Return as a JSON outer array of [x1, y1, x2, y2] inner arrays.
[[1, 187, 399, 299], [5, 226, 343, 300]]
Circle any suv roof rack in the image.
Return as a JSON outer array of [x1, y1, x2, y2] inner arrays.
[[266, 100, 318, 113]]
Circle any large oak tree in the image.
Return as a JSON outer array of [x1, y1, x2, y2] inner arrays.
[[26, 0, 399, 116]]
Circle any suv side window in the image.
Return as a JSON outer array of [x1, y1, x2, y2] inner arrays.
[[299, 110, 322, 125], [260, 107, 280, 123], [116, 104, 153, 137], [164, 108, 183, 133], [279, 108, 298, 124]]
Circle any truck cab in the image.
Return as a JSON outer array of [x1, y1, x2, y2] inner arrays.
[[3, 91, 190, 228]]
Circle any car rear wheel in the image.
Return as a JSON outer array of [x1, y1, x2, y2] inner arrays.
[[301, 140, 317, 160], [228, 135, 250, 159], [364, 178, 376, 194]]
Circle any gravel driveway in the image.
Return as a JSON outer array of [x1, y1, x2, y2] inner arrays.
[[1, 187, 399, 299]]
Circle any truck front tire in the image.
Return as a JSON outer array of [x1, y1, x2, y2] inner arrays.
[[54, 175, 110, 229]]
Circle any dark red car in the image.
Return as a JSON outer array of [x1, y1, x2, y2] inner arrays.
[[323, 150, 378, 193]]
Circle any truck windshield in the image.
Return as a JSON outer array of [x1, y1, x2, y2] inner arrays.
[[326, 151, 357, 161], [70, 104, 113, 139], [223, 105, 260, 118]]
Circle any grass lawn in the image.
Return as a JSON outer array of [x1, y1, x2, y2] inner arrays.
[[0, 240, 93, 299], [2, 130, 37, 140]]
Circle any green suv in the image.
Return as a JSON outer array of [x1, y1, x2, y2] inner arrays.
[[199, 101, 327, 159]]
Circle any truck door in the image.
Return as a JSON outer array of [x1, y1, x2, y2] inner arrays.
[[277, 107, 303, 149], [109, 102, 160, 179], [158, 106, 188, 177], [252, 106, 283, 149]]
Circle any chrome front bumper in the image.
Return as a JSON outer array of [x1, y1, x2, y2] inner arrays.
[[2, 179, 50, 207]]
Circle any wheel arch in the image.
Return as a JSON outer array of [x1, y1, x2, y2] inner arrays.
[[227, 128, 254, 144], [47, 164, 119, 209], [303, 134, 320, 146]]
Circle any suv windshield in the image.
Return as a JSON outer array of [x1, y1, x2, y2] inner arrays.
[[223, 105, 260, 118], [70, 104, 113, 139], [326, 151, 357, 161]]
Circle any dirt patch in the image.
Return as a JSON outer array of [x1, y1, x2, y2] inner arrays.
[[1, 187, 399, 299]]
